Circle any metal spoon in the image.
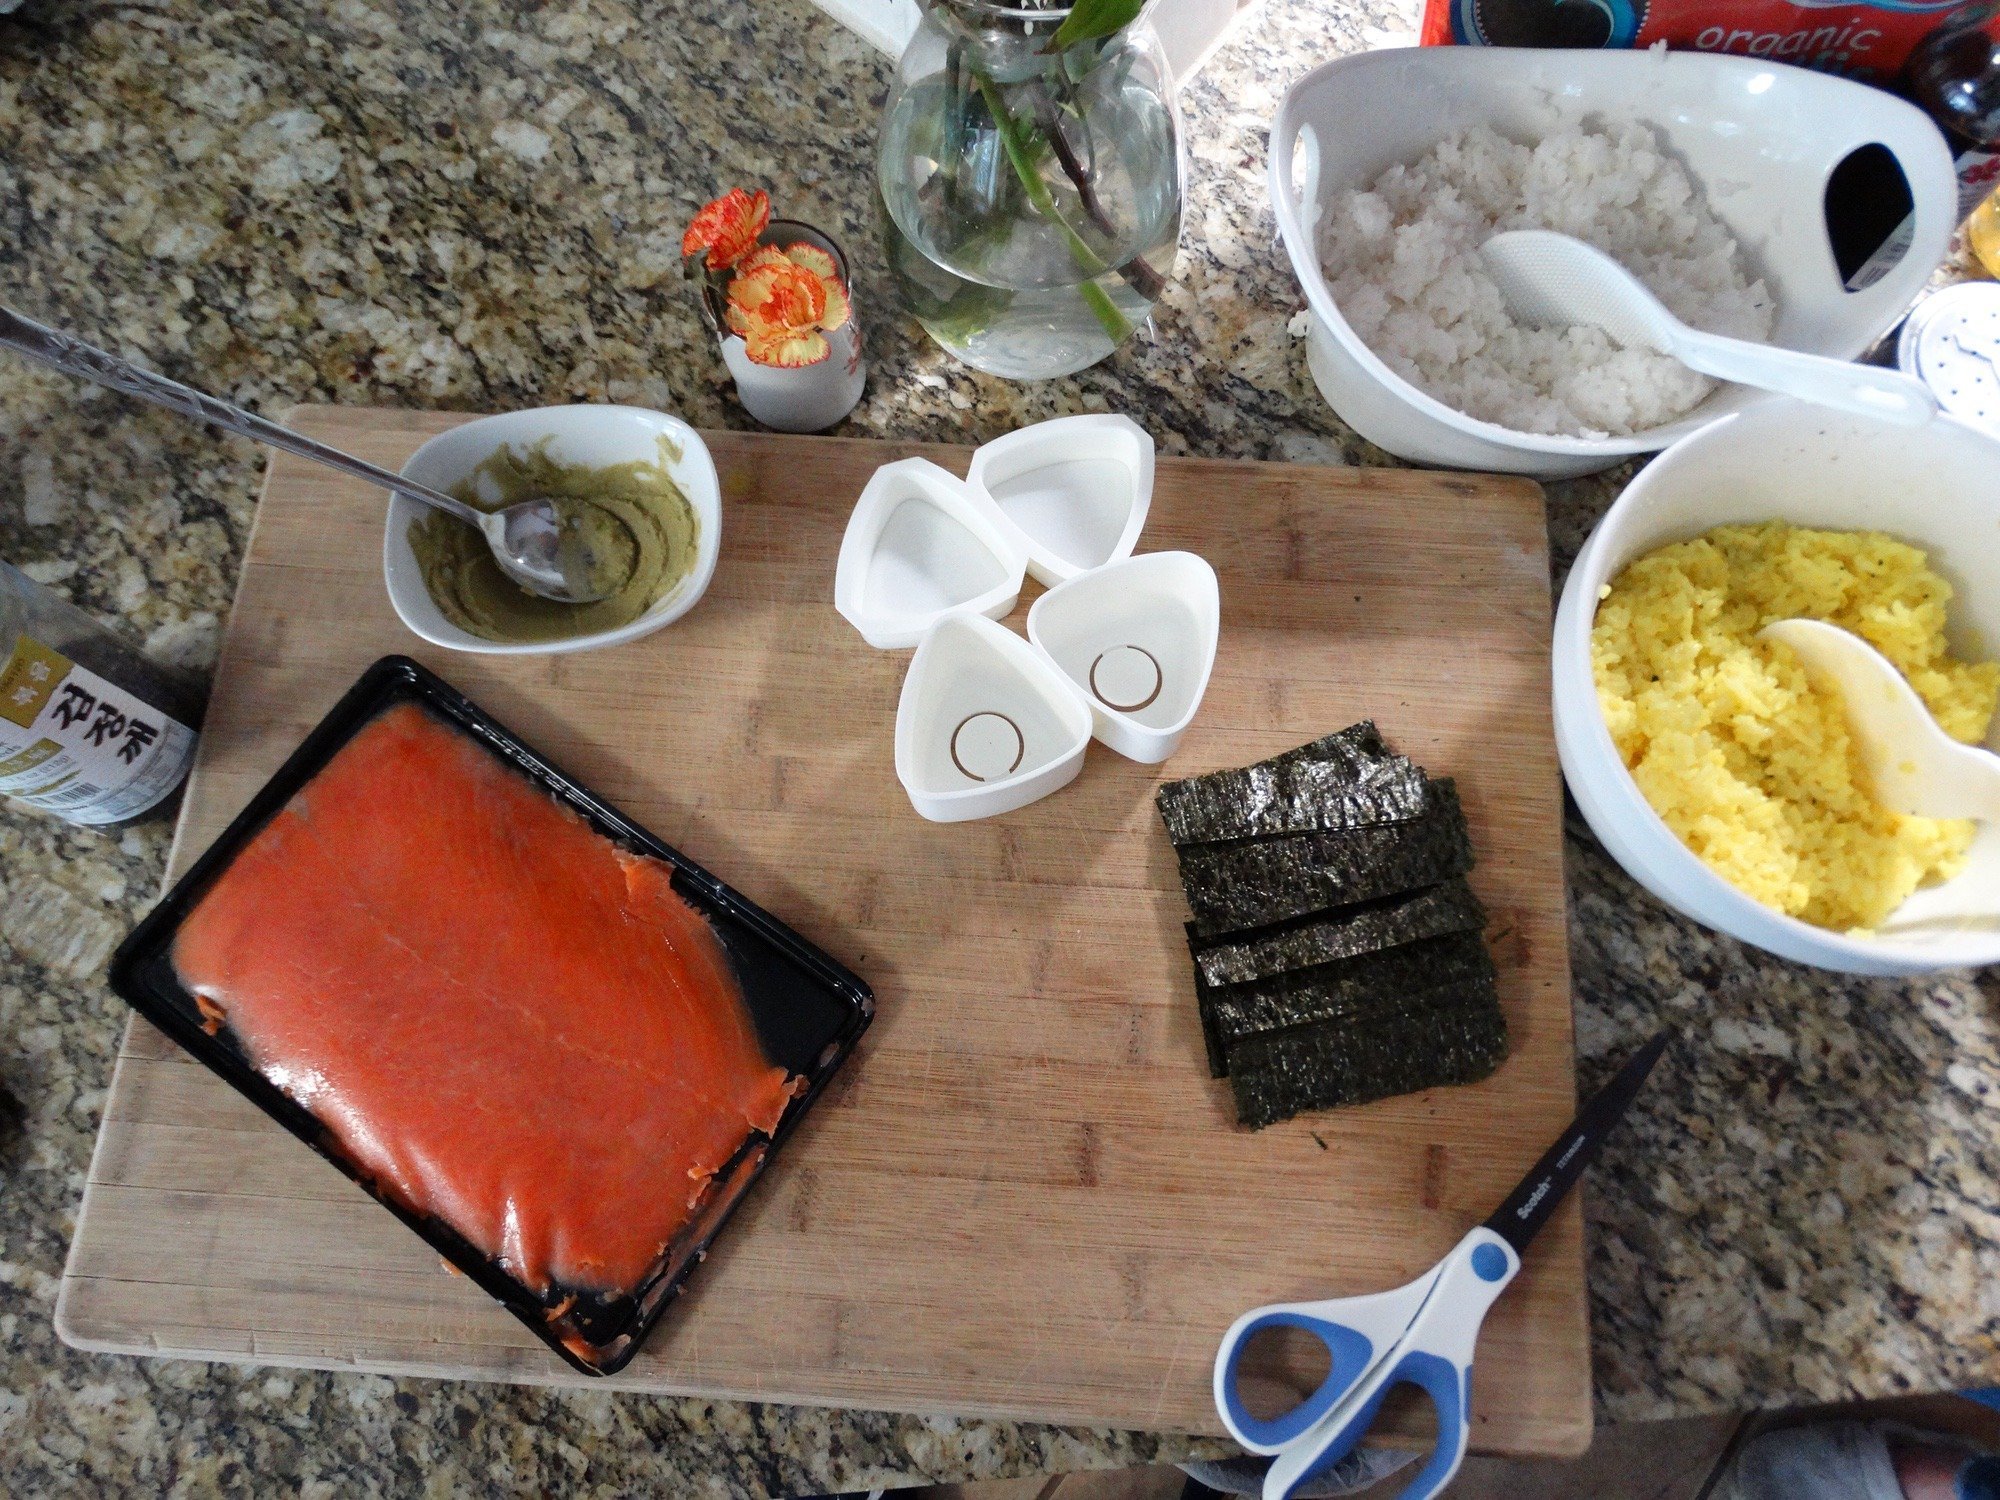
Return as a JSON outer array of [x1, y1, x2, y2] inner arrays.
[[1479, 231, 1938, 428], [1761, 617, 2000, 819], [0, 304, 628, 604]]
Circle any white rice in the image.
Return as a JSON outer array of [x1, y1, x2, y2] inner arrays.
[[1318, 122, 1776, 438]]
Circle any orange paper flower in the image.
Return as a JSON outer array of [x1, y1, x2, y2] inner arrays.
[[724, 242, 852, 369], [682, 188, 770, 271]]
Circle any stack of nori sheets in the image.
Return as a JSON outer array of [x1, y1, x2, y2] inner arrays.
[[1157, 724, 1509, 1128]]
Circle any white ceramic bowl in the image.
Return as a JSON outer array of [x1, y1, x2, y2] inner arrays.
[[1554, 400, 2000, 975], [1269, 47, 1955, 478], [384, 405, 722, 655]]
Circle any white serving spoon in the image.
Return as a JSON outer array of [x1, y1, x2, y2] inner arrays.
[[1480, 231, 1938, 428], [1761, 618, 2000, 819]]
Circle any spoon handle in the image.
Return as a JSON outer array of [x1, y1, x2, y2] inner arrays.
[[1671, 324, 1938, 428], [0, 304, 485, 525]]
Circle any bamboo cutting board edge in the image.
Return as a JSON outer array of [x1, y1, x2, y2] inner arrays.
[[57, 409, 1588, 1457]]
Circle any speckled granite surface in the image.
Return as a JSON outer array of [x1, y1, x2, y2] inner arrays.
[[2, 0, 1997, 1493]]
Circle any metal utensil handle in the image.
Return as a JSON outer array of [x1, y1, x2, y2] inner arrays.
[[0, 304, 483, 524]]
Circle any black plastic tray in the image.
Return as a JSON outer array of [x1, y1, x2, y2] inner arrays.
[[108, 655, 874, 1377]]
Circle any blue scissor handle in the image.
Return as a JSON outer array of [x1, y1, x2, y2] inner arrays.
[[1214, 1310, 1378, 1449], [1216, 1228, 1522, 1500], [1279, 1350, 1470, 1500], [1213, 1258, 1447, 1456]]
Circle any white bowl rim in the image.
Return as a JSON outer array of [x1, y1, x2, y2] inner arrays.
[[1555, 404, 2000, 968], [1268, 46, 1951, 461], [382, 404, 722, 657]]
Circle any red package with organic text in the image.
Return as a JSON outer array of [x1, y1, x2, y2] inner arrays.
[[1420, 0, 1968, 83]]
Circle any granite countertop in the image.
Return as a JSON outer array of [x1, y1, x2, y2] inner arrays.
[[3, 0, 1998, 1493]]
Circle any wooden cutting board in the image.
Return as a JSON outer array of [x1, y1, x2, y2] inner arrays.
[[57, 407, 1588, 1456]]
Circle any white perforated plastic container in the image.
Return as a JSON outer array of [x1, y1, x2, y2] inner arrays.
[[1899, 283, 2000, 438]]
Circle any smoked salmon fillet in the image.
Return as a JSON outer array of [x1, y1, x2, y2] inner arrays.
[[171, 700, 796, 1296]]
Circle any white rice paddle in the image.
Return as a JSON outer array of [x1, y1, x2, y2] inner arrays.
[[1761, 618, 2000, 819], [1479, 230, 1937, 427]]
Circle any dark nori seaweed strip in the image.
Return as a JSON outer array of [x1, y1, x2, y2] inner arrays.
[[1158, 755, 1431, 847], [1179, 782, 1472, 935], [1196, 989, 1231, 1079], [1191, 774, 1458, 858], [1263, 721, 1391, 774], [1162, 725, 1503, 1114], [1227, 983, 1509, 1128], [1188, 879, 1488, 988], [1201, 930, 1495, 1046], [1156, 722, 1396, 842]]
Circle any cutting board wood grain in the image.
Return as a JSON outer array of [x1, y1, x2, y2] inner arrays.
[[57, 408, 1588, 1456]]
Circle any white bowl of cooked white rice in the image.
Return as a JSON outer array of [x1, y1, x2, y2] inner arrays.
[[1270, 47, 1955, 478]]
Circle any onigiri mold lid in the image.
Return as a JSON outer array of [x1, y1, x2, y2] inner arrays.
[[833, 458, 1028, 650], [893, 613, 1093, 823], [964, 414, 1154, 587], [1026, 551, 1220, 765]]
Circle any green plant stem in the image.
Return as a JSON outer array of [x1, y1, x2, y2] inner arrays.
[[973, 74, 1132, 345], [1030, 81, 1165, 301]]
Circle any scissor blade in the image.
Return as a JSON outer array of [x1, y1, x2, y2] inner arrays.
[[1482, 1031, 1670, 1256]]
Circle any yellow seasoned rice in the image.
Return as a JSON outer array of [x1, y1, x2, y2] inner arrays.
[[1591, 521, 2000, 932]]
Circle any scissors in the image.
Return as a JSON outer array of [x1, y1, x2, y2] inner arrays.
[[1212, 1032, 1670, 1500]]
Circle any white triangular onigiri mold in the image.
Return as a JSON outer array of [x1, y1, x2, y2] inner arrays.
[[964, 414, 1154, 588], [834, 458, 1028, 649], [1026, 551, 1220, 764], [894, 614, 1094, 822]]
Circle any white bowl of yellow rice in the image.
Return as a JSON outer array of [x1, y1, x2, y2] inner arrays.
[[1554, 399, 2000, 975]]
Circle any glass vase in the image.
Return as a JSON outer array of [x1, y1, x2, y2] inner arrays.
[[877, 0, 1184, 381]]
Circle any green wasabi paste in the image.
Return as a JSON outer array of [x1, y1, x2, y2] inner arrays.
[[409, 437, 700, 644]]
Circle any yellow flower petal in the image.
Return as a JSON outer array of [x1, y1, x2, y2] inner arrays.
[[744, 326, 831, 368], [782, 243, 839, 280], [817, 275, 852, 334], [728, 258, 827, 333], [736, 245, 792, 278]]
